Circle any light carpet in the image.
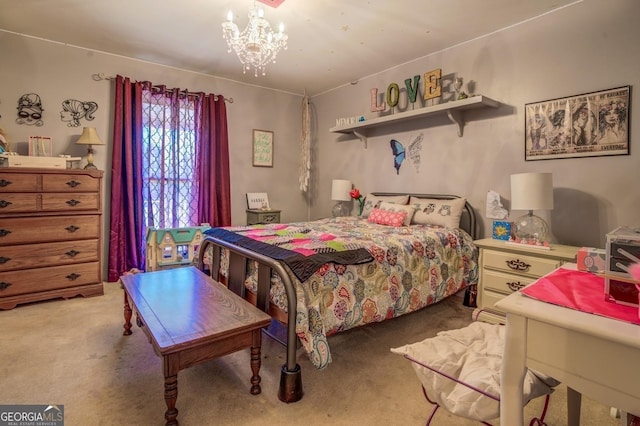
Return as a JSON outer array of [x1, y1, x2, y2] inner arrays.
[[0, 282, 618, 425]]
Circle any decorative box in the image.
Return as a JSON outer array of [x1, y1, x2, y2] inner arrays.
[[577, 247, 606, 272], [605, 226, 640, 306], [491, 221, 512, 241]]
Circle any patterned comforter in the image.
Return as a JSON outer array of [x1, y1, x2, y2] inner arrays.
[[210, 217, 478, 369]]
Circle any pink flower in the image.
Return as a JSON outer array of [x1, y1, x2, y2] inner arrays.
[[350, 188, 365, 216]]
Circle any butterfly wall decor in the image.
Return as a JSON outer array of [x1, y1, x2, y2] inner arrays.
[[390, 133, 424, 174]]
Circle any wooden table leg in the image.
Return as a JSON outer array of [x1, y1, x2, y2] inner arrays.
[[123, 291, 132, 336], [250, 329, 262, 395], [163, 355, 179, 426]]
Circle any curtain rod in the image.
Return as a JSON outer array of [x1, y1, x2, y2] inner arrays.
[[91, 73, 234, 103]]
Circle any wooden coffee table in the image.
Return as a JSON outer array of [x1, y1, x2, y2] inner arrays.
[[121, 267, 272, 426]]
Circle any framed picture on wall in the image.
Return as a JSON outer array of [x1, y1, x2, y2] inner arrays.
[[524, 85, 630, 161], [252, 129, 273, 167]]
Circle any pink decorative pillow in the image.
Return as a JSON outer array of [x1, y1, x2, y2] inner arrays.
[[367, 207, 408, 227]]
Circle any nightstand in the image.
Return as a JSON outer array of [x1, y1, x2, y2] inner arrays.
[[246, 209, 281, 225], [473, 238, 579, 324]]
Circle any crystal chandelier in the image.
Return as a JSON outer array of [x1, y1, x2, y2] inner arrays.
[[221, 1, 288, 77]]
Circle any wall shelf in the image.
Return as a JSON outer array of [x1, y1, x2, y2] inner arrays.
[[329, 95, 500, 146]]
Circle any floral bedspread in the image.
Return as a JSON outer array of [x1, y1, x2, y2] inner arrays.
[[210, 217, 478, 369]]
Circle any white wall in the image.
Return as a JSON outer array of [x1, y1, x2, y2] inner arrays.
[[311, 0, 640, 247], [2, 0, 638, 251], [0, 31, 308, 230]]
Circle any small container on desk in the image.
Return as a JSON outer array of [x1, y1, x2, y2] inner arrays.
[[605, 226, 640, 307], [246, 209, 281, 225]]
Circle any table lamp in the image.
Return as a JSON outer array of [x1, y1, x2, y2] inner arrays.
[[76, 127, 105, 170], [510, 172, 554, 246], [331, 179, 352, 217]]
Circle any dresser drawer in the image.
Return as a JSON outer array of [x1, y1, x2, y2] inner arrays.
[[0, 262, 100, 297], [42, 174, 100, 192], [42, 193, 100, 211], [0, 239, 99, 272], [483, 249, 561, 277], [0, 215, 100, 245], [0, 172, 39, 192], [482, 269, 537, 294], [481, 288, 508, 314], [0, 193, 38, 212]]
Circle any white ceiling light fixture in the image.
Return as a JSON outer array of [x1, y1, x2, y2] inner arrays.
[[222, 0, 288, 77]]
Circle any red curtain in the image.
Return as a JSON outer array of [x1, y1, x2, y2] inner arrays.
[[107, 76, 231, 281]]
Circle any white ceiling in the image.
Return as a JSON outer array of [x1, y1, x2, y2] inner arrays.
[[0, 0, 579, 96]]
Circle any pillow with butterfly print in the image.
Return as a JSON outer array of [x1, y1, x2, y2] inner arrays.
[[360, 194, 409, 218], [409, 197, 466, 228]]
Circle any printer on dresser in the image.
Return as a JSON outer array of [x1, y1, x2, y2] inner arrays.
[[0, 168, 104, 309]]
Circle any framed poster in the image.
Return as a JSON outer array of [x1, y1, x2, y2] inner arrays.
[[28, 136, 53, 157], [252, 129, 273, 167], [525, 85, 630, 161]]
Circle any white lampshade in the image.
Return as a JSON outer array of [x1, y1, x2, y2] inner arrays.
[[510, 172, 554, 211], [331, 179, 352, 201]]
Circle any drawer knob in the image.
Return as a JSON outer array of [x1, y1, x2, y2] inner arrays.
[[507, 281, 526, 292], [65, 250, 80, 257], [0, 229, 11, 237], [0, 200, 12, 208], [66, 180, 81, 188], [0, 282, 11, 290], [65, 225, 80, 233], [0, 179, 12, 187], [66, 273, 81, 281], [0, 256, 10, 264], [66, 199, 81, 207], [505, 259, 531, 272]]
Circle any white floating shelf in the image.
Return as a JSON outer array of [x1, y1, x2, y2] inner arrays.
[[329, 95, 500, 146]]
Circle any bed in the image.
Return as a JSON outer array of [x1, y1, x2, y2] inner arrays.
[[196, 193, 479, 402]]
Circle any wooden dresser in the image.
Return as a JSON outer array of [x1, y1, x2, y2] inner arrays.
[[473, 238, 578, 324], [0, 168, 104, 309]]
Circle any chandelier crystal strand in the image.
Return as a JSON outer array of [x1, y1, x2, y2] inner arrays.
[[221, 1, 288, 77]]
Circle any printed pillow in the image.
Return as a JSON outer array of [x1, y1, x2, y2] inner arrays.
[[409, 197, 466, 228], [360, 194, 409, 218], [378, 201, 416, 226], [367, 207, 407, 227]]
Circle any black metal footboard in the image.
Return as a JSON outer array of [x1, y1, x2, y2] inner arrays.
[[197, 235, 304, 403]]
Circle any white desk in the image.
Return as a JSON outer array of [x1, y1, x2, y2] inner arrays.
[[495, 266, 640, 425]]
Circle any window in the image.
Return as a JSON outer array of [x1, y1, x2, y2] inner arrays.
[[141, 89, 200, 229]]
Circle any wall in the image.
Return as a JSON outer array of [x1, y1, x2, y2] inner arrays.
[[311, 0, 640, 248], [0, 31, 309, 279], [0, 31, 308, 224]]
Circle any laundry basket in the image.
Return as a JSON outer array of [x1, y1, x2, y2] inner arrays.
[[391, 321, 558, 425]]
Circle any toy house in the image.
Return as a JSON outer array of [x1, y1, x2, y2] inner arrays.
[[145, 225, 210, 271]]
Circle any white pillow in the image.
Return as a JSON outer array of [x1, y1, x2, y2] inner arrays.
[[409, 196, 466, 228], [361, 194, 409, 218], [378, 201, 416, 226]]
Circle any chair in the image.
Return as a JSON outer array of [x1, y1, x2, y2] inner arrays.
[[391, 321, 557, 425]]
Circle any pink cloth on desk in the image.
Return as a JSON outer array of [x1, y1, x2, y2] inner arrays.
[[522, 267, 640, 325]]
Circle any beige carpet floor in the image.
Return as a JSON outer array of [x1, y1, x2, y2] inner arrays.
[[0, 282, 619, 425]]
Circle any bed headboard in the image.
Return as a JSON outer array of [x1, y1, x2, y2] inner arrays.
[[371, 193, 477, 240]]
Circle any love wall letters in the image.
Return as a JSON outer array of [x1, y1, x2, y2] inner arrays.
[[370, 69, 442, 112]]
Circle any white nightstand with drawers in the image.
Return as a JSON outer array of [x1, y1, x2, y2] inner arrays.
[[473, 238, 579, 324]]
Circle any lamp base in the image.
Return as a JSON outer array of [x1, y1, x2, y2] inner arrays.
[[332, 202, 349, 217], [513, 211, 550, 245], [83, 163, 98, 170]]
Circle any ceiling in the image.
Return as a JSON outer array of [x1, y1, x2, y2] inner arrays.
[[0, 0, 579, 96]]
